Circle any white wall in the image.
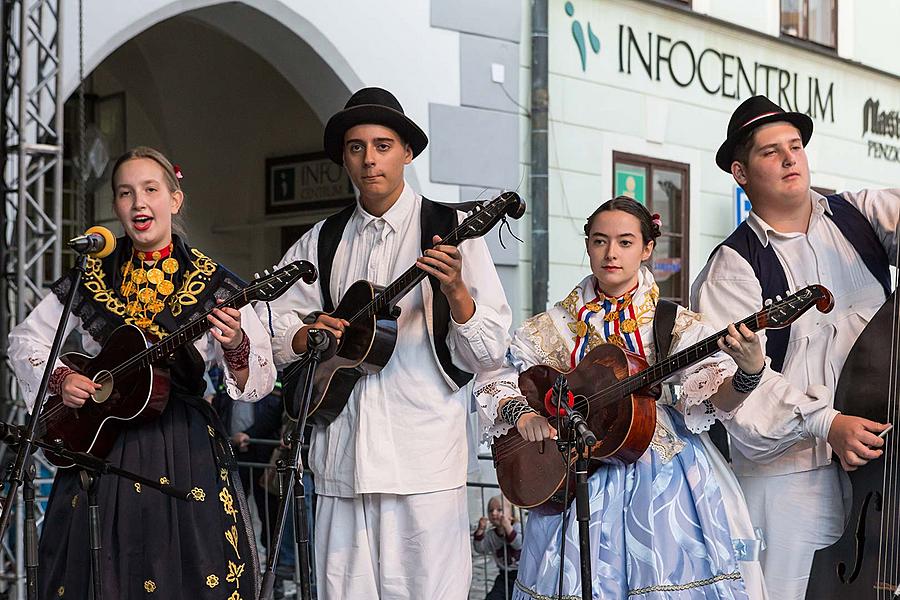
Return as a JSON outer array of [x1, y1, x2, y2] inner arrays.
[[61, 0, 465, 211], [545, 0, 900, 304]]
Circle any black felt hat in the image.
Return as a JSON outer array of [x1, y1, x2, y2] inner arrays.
[[716, 95, 813, 172], [323, 87, 428, 165]]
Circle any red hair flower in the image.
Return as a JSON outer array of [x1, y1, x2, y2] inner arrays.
[[173, 164, 184, 180], [651, 213, 662, 228]]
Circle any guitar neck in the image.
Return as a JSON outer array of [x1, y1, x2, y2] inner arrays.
[[350, 229, 466, 323], [112, 289, 252, 377], [592, 312, 762, 405]]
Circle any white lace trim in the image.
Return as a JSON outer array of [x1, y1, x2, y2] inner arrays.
[[474, 380, 519, 441], [679, 363, 738, 434]]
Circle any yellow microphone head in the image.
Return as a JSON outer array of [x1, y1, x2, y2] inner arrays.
[[85, 226, 116, 258]]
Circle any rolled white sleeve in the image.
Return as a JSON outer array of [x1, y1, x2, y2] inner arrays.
[[8, 293, 82, 411], [471, 325, 547, 442], [446, 236, 512, 372], [839, 188, 900, 263], [207, 304, 277, 402], [690, 248, 832, 463], [256, 223, 325, 368]]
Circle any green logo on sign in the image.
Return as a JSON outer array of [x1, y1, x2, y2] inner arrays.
[[565, 1, 600, 72]]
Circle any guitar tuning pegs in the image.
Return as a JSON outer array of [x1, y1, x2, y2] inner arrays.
[[764, 298, 773, 306], [254, 272, 260, 280]]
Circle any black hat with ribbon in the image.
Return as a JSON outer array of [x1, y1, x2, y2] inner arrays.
[[716, 95, 813, 172], [323, 87, 428, 165]]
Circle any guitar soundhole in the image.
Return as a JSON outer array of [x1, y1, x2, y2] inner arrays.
[[92, 370, 113, 404]]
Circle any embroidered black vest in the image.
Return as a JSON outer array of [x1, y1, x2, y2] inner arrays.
[[50, 236, 246, 392]]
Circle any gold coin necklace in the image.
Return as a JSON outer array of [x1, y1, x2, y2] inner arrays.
[[120, 242, 179, 329]]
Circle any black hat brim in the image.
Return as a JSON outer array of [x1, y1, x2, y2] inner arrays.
[[323, 104, 428, 165], [716, 112, 813, 172]]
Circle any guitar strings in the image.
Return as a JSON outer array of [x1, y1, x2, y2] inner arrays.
[[38, 272, 283, 423], [346, 195, 518, 325], [493, 290, 823, 461]]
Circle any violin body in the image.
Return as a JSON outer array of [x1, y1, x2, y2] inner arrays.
[[492, 343, 657, 514], [806, 293, 899, 598]]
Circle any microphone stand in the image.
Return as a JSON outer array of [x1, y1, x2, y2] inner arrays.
[[0, 252, 88, 599], [552, 375, 595, 600], [0, 422, 196, 600], [260, 328, 332, 600]]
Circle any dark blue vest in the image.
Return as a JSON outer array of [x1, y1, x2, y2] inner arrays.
[[714, 194, 890, 372]]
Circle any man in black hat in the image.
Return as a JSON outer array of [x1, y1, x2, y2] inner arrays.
[[260, 87, 512, 598], [691, 95, 897, 599]]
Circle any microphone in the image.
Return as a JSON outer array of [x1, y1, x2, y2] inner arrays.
[[306, 328, 339, 361], [548, 375, 597, 447], [566, 408, 597, 448], [68, 226, 116, 258]]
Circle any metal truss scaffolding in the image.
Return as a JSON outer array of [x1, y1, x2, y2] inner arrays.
[[1, 0, 63, 597]]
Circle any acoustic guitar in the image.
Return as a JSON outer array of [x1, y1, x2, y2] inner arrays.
[[282, 191, 526, 425], [493, 284, 834, 514], [39, 260, 316, 467]]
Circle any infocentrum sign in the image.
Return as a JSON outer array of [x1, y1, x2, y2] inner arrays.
[[616, 24, 835, 123]]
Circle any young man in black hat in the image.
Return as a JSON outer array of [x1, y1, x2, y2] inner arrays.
[[260, 87, 512, 599], [691, 95, 897, 600]]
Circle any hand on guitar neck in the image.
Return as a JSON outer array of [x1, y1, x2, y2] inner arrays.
[[415, 234, 475, 323]]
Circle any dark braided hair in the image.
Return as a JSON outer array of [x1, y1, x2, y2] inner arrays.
[[583, 196, 662, 245]]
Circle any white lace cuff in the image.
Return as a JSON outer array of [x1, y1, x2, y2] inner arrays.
[[679, 363, 737, 434], [473, 379, 521, 441]]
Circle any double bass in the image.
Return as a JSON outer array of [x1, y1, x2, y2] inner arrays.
[[806, 286, 900, 598]]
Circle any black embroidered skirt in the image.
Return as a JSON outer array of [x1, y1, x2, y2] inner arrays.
[[37, 392, 259, 600]]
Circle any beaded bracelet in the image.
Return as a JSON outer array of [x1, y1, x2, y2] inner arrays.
[[499, 398, 537, 426], [732, 366, 764, 394], [223, 330, 250, 371], [48, 366, 75, 396]]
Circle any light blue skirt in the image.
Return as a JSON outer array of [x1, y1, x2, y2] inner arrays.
[[512, 406, 749, 599]]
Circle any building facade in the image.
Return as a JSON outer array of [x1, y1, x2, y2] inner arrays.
[[544, 0, 900, 309]]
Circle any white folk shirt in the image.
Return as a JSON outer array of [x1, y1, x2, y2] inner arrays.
[[691, 189, 900, 478], [9, 295, 277, 410], [261, 182, 512, 497]]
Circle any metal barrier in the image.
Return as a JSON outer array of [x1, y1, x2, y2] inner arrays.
[[236, 441, 523, 600]]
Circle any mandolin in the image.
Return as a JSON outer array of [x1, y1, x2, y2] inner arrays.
[[38, 260, 316, 468], [493, 284, 834, 514], [281, 191, 526, 425]]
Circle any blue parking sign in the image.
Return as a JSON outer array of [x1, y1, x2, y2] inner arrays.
[[735, 186, 752, 226]]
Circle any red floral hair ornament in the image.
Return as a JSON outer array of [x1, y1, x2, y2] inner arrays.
[[651, 213, 662, 228], [173, 164, 184, 180]]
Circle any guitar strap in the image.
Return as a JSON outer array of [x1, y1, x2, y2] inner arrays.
[[315, 197, 474, 387], [653, 298, 731, 461]]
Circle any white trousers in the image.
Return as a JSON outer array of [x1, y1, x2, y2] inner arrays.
[[314, 487, 471, 600], [738, 463, 850, 600]]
